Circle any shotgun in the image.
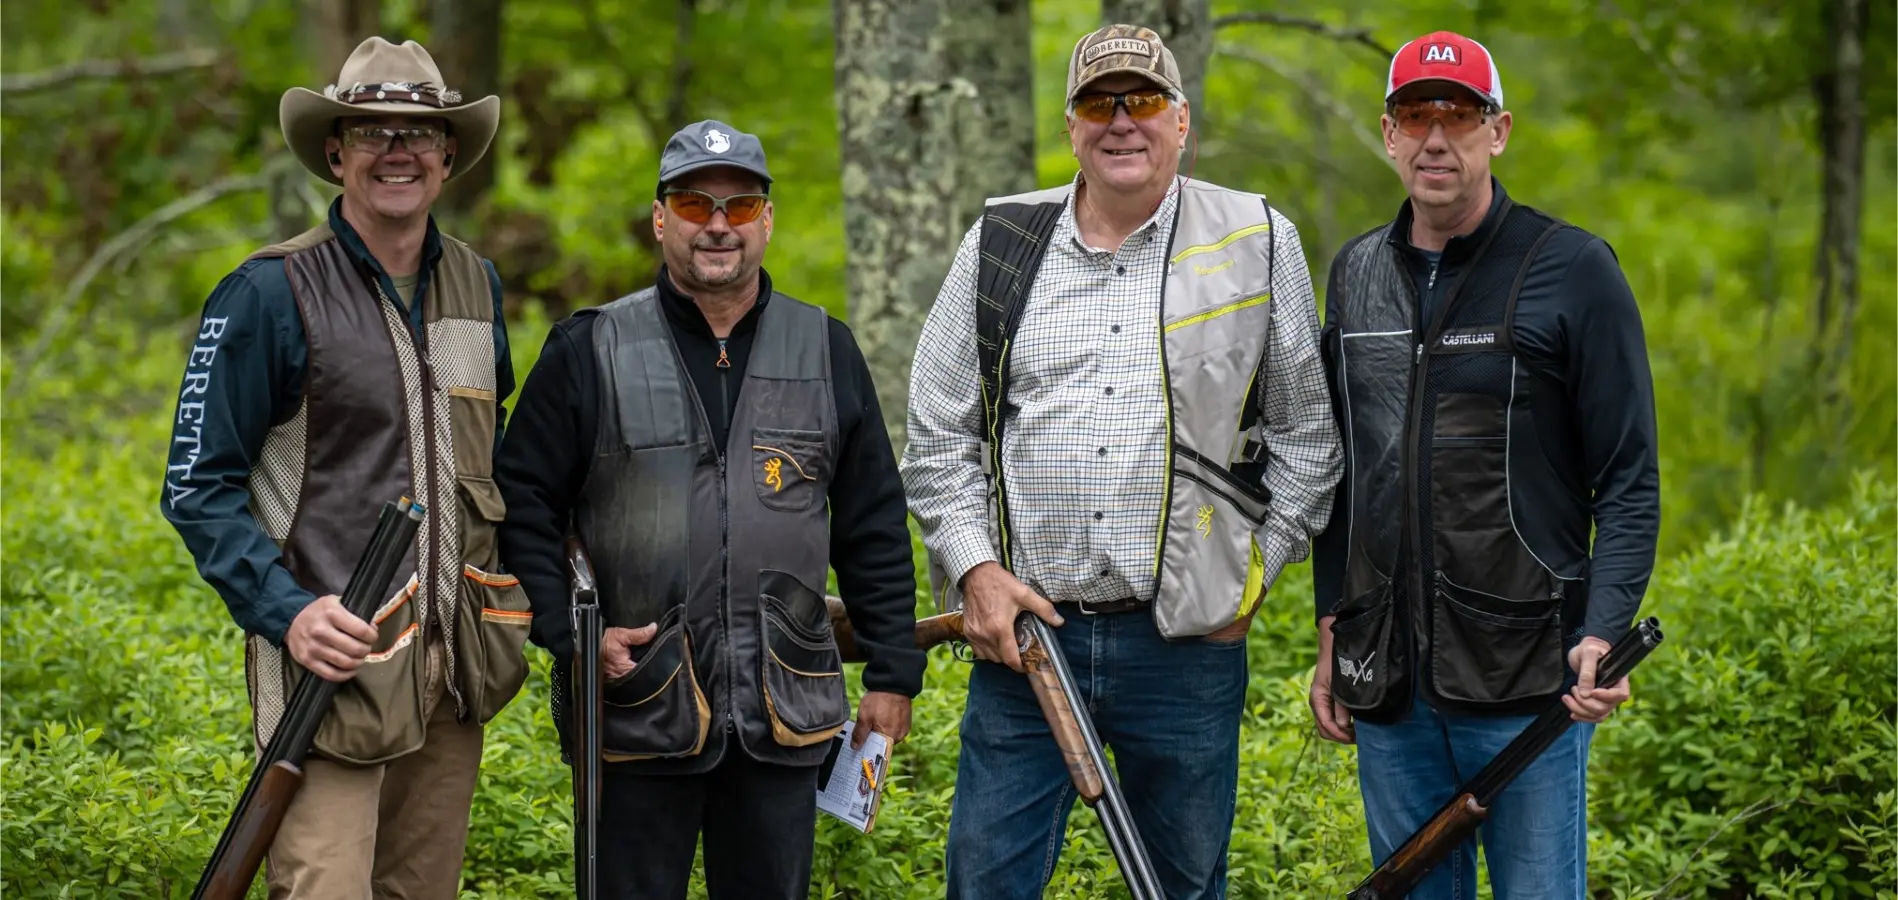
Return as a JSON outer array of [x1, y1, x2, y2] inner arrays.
[[192, 497, 426, 900], [565, 537, 602, 900], [1346, 616, 1667, 899], [826, 596, 1162, 899]]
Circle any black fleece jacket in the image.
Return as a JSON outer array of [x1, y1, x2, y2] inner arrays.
[[495, 266, 926, 698]]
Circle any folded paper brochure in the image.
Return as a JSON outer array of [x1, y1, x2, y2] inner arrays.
[[815, 720, 890, 833]]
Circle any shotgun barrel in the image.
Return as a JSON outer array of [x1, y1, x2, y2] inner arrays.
[[1347, 617, 1666, 899], [193, 498, 425, 900]]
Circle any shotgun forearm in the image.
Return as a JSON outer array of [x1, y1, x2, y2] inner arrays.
[[1017, 627, 1106, 803], [1346, 793, 1485, 899], [195, 761, 304, 900], [192, 498, 425, 900], [1345, 617, 1666, 899]]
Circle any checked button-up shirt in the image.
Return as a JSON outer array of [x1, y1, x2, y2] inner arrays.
[[902, 174, 1340, 609]]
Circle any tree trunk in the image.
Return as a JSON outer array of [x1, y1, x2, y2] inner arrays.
[[309, 0, 383, 77], [1814, 0, 1866, 373], [834, 0, 968, 451], [432, 0, 503, 222], [944, 0, 1038, 223], [1102, 0, 1211, 140]]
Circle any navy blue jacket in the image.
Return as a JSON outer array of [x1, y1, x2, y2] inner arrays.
[[159, 199, 513, 646]]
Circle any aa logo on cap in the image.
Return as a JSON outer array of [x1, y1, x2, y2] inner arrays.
[[1420, 43, 1461, 65], [1084, 37, 1154, 65], [705, 129, 731, 153]]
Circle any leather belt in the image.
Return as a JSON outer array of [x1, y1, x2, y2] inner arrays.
[[1056, 596, 1146, 616]]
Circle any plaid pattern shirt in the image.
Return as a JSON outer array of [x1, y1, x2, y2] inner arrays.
[[901, 174, 1340, 608]]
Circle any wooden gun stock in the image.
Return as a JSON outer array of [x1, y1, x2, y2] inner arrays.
[[1017, 632, 1106, 803], [825, 595, 964, 663], [196, 761, 303, 900]]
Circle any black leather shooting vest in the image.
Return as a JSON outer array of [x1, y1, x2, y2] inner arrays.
[[572, 288, 847, 773], [1324, 198, 1592, 720]]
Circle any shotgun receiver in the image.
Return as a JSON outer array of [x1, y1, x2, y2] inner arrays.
[[192, 498, 426, 900], [565, 537, 602, 900], [825, 597, 1161, 899], [1347, 616, 1667, 899]]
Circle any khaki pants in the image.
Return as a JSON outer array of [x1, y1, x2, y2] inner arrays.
[[265, 635, 485, 900]]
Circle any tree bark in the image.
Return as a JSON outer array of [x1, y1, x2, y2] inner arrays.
[[309, 0, 383, 77], [835, 0, 969, 451], [944, 0, 1038, 224], [1102, 0, 1211, 139], [1813, 0, 1866, 372], [432, 0, 503, 221]]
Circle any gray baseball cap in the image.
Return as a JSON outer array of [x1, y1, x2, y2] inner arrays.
[[657, 119, 772, 191]]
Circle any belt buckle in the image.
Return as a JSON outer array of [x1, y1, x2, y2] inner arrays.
[[1076, 596, 1134, 616]]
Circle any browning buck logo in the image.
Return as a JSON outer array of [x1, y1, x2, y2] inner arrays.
[[1196, 503, 1215, 537], [764, 457, 784, 492]]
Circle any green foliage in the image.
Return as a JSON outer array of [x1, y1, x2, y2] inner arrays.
[[1587, 475, 1898, 899], [3, 397, 1892, 897]]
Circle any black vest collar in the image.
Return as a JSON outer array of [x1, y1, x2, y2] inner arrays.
[[1386, 176, 1513, 265]]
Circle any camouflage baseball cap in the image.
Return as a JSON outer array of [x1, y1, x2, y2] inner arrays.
[[1066, 24, 1184, 103]]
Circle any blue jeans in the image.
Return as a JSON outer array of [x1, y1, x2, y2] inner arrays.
[[1355, 693, 1596, 899], [943, 606, 1250, 900]]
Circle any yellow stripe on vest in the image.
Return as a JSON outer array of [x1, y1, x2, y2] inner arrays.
[[1163, 292, 1272, 333], [1169, 223, 1272, 264]]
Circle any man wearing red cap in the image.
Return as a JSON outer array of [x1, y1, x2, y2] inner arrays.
[[1308, 31, 1661, 898]]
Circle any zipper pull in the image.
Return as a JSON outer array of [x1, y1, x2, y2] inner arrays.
[[1414, 343, 1424, 365], [1427, 263, 1439, 291], [716, 340, 731, 369]]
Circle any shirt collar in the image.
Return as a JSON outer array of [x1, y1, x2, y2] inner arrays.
[[1056, 171, 1182, 255], [657, 264, 774, 339], [326, 196, 443, 278]]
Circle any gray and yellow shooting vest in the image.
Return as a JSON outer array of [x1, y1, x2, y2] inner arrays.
[[571, 288, 848, 774], [242, 225, 532, 765], [931, 180, 1283, 638]]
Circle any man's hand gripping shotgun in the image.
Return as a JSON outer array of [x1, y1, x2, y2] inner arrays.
[[1346, 616, 1666, 899], [565, 537, 602, 900], [826, 598, 1163, 900]]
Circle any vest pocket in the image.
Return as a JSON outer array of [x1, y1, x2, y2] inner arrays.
[[1326, 580, 1408, 716], [751, 428, 826, 513], [600, 604, 711, 760], [759, 569, 849, 747], [1428, 572, 1565, 706], [446, 386, 497, 480], [456, 564, 532, 725]]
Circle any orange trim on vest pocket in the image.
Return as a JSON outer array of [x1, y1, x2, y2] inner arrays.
[[365, 623, 420, 663], [462, 564, 521, 588], [481, 608, 533, 624]]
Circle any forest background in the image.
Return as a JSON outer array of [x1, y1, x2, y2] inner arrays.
[[1, 0, 1894, 897]]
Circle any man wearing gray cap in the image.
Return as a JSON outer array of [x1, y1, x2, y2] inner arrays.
[[495, 120, 923, 899], [902, 23, 1341, 899]]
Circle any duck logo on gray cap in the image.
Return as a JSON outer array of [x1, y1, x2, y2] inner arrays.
[[705, 129, 731, 153]]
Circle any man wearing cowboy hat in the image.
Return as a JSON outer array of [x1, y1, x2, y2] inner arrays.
[[160, 36, 527, 898]]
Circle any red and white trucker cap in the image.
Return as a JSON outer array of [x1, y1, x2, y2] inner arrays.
[[1386, 31, 1504, 108]]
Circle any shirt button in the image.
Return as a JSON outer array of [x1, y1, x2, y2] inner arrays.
[[1100, 568, 1112, 577], [1111, 324, 1121, 334], [1097, 447, 1107, 456], [1094, 511, 1104, 520], [1116, 265, 1127, 275], [1104, 386, 1114, 396]]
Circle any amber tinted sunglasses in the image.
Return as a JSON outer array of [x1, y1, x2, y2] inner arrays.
[[663, 189, 769, 226], [1387, 98, 1494, 138], [1070, 88, 1175, 124]]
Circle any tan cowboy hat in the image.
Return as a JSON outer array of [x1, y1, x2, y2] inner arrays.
[[279, 36, 500, 186]]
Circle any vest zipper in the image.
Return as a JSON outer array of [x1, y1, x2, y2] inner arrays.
[[668, 335, 736, 747], [1398, 217, 1507, 697], [717, 339, 732, 440], [375, 278, 458, 718]]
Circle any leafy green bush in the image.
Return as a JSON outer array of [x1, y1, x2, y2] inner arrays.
[[1587, 474, 1897, 899], [2, 398, 1891, 898]]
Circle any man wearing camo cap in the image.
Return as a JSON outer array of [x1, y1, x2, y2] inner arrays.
[[903, 22, 1340, 900]]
